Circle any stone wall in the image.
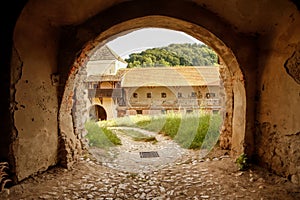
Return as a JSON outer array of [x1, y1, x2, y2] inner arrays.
[[10, 7, 60, 181], [72, 67, 89, 151], [219, 64, 233, 150], [7, 0, 299, 185], [10, 0, 249, 182], [255, 10, 300, 184]]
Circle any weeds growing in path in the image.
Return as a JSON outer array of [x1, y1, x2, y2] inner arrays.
[[84, 120, 122, 148], [97, 112, 222, 150]]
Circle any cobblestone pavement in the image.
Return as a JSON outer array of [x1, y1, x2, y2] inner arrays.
[[1, 128, 300, 200], [89, 127, 189, 173]]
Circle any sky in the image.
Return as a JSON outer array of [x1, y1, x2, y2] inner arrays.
[[106, 28, 202, 59]]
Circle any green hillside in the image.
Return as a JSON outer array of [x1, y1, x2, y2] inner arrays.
[[125, 43, 218, 68]]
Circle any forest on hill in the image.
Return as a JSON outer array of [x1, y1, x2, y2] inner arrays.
[[125, 43, 218, 68]]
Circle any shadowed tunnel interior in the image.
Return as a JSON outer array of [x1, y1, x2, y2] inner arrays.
[[1, 0, 299, 189]]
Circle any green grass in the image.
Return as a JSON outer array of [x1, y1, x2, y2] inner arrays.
[[174, 114, 221, 150], [118, 129, 158, 143], [84, 120, 122, 148], [236, 153, 249, 171], [99, 112, 222, 150]]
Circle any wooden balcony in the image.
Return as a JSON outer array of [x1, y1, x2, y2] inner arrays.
[[88, 88, 123, 98]]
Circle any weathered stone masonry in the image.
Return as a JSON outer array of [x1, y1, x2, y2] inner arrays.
[[2, 0, 299, 186]]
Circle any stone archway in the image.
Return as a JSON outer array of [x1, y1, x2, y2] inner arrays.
[[59, 16, 247, 167], [89, 105, 107, 121], [7, 0, 300, 186]]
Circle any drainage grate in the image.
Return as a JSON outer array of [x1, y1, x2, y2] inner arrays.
[[139, 151, 160, 158]]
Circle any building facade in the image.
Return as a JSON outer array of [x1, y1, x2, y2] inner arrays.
[[118, 66, 223, 117], [87, 64, 223, 120], [85, 45, 127, 120]]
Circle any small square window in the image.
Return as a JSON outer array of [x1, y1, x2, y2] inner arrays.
[[191, 92, 197, 97], [161, 92, 167, 98], [178, 92, 182, 98], [147, 93, 152, 98], [133, 93, 138, 98], [136, 110, 143, 114]]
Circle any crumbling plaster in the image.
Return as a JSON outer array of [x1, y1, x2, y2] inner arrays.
[[7, 0, 299, 184], [11, 5, 60, 181], [255, 10, 300, 184]]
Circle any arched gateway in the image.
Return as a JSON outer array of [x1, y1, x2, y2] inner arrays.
[[59, 14, 248, 169], [19, 0, 300, 184], [89, 105, 107, 121]]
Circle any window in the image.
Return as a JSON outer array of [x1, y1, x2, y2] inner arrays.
[[206, 93, 216, 99], [191, 92, 197, 97], [136, 110, 142, 114], [178, 92, 182, 98], [161, 92, 167, 98], [147, 93, 152, 98], [93, 84, 99, 89], [133, 93, 138, 98]]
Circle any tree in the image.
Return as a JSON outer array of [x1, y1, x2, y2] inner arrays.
[[125, 43, 218, 68]]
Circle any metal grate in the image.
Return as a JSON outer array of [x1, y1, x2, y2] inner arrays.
[[139, 151, 160, 158]]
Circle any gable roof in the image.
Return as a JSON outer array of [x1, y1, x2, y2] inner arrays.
[[120, 66, 220, 87], [85, 67, 128, 82], [89, 45, 127, 63]]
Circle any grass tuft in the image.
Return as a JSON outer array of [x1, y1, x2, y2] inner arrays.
[[84, 120, 121, 148], [99, 112, 222, 150]]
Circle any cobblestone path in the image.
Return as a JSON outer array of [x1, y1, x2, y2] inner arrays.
[[89, 127, 189, 173], [1, 128, 300, 200]]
